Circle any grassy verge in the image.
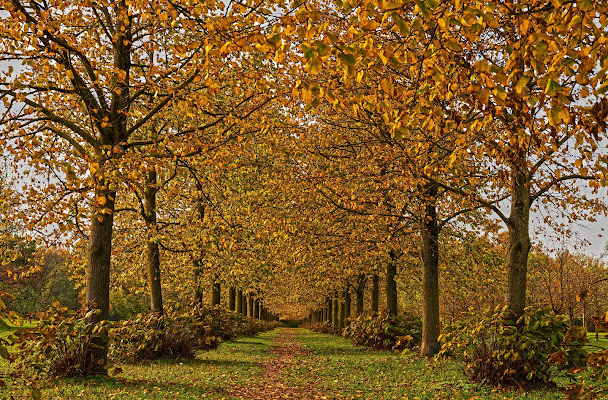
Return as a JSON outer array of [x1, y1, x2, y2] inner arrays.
[[1, 329, 279, 400], [586, 332, 608, 350], [286, 329, 566, 400]]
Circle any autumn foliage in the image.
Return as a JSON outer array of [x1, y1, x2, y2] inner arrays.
[[1, 0, 608, 397]]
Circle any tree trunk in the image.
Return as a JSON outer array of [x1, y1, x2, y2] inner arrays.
[[345, 287, 351, 321], [339, 296, 345, 330], [254, 299, 260, 319], [192, 202, 205, 305], [144, 170, 163, 316], [244, 292, 249, 316], [212, 277, 221, 307], [386, 250, 398, 317], [333, 295, 339, 328], [248, 295, 254, 318], [192, 258, 203, 305], [420, 183, 441, 357], [327, 297, 333, 325], [355, 274, 366, 315], [85, 185, 115, 374], [505, 167, 531, 318], [371, 273, 379, 315], [237, 289, 243, 314], [229, 287, 236, 311]]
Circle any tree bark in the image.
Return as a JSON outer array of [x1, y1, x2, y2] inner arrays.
[[85, 184, 115, 374], [339, 296, 345, 330], [212, 277, 221, 307], [237, 289, 243, 314], [386, 250, 398, 317], [505, 167, 531, 318], [254, 299, 260, 319], [371, 273, 379, 315], [345, 287, 351, 321], [355, 273, 366, 315], [333, 295, 339, 328], [327, 297, 333, 325], [420, 183, 441, 357], [248, 295, 254, 318], [144, 170, 163, 316], [229, 287, 236, 311], [243, 292, 249, 316], [192, 259, 203, 305], [192, 202, 205, 305]]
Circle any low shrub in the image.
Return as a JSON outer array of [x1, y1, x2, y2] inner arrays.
[[0, 292, 20, 386], [110, 307, 277, 364], [554, 328, 608, 399], [181, 305, 276, 341], [342, 310, 422, 351], [439, 306, 587, 388], [308, 321, 336, 335], [10, 302, 279, 376], [10, 303, 110, 378], [109, 313, 202, 363]]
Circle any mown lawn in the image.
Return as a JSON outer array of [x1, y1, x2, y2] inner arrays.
[[586, 331, 608, 350], [1, 329, 279, 400], [1, 327, 599, 399], [286, 329, 568, 400]]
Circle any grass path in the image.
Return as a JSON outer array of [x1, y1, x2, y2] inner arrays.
[[3, 330, 280, 399], [286, 329, 567, 400], [2, 327, 578, 399], [229, 328, 324, 399]]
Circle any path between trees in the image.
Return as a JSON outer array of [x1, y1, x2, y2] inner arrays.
[[229, 328, 326, 399]]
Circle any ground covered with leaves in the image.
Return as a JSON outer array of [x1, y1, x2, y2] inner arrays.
[[2, 327, 582, 399]]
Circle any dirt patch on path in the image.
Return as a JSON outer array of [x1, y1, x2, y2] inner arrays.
[[229, 328, 324, 399]]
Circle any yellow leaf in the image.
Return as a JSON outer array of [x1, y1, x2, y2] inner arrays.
[[515, 76, 530, 94]]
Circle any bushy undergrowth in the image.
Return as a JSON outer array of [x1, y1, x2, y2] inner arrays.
[[342, 311, 422, 351], [308, 311, 422, 351], [308, 321, 336, 335], [9, 303, 277, 378], [557, 329, 608, 399], [109, 313, 201, 364], [440, 306, 587, 388], [111, 306, 277, 364], [10, 304, 110, 378]]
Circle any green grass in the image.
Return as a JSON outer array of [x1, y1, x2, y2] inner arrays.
[[285, 329, 567, 400], [1, 329, 279, 400], [586, 332, 608, 350], [1, 328, 599, 399]]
